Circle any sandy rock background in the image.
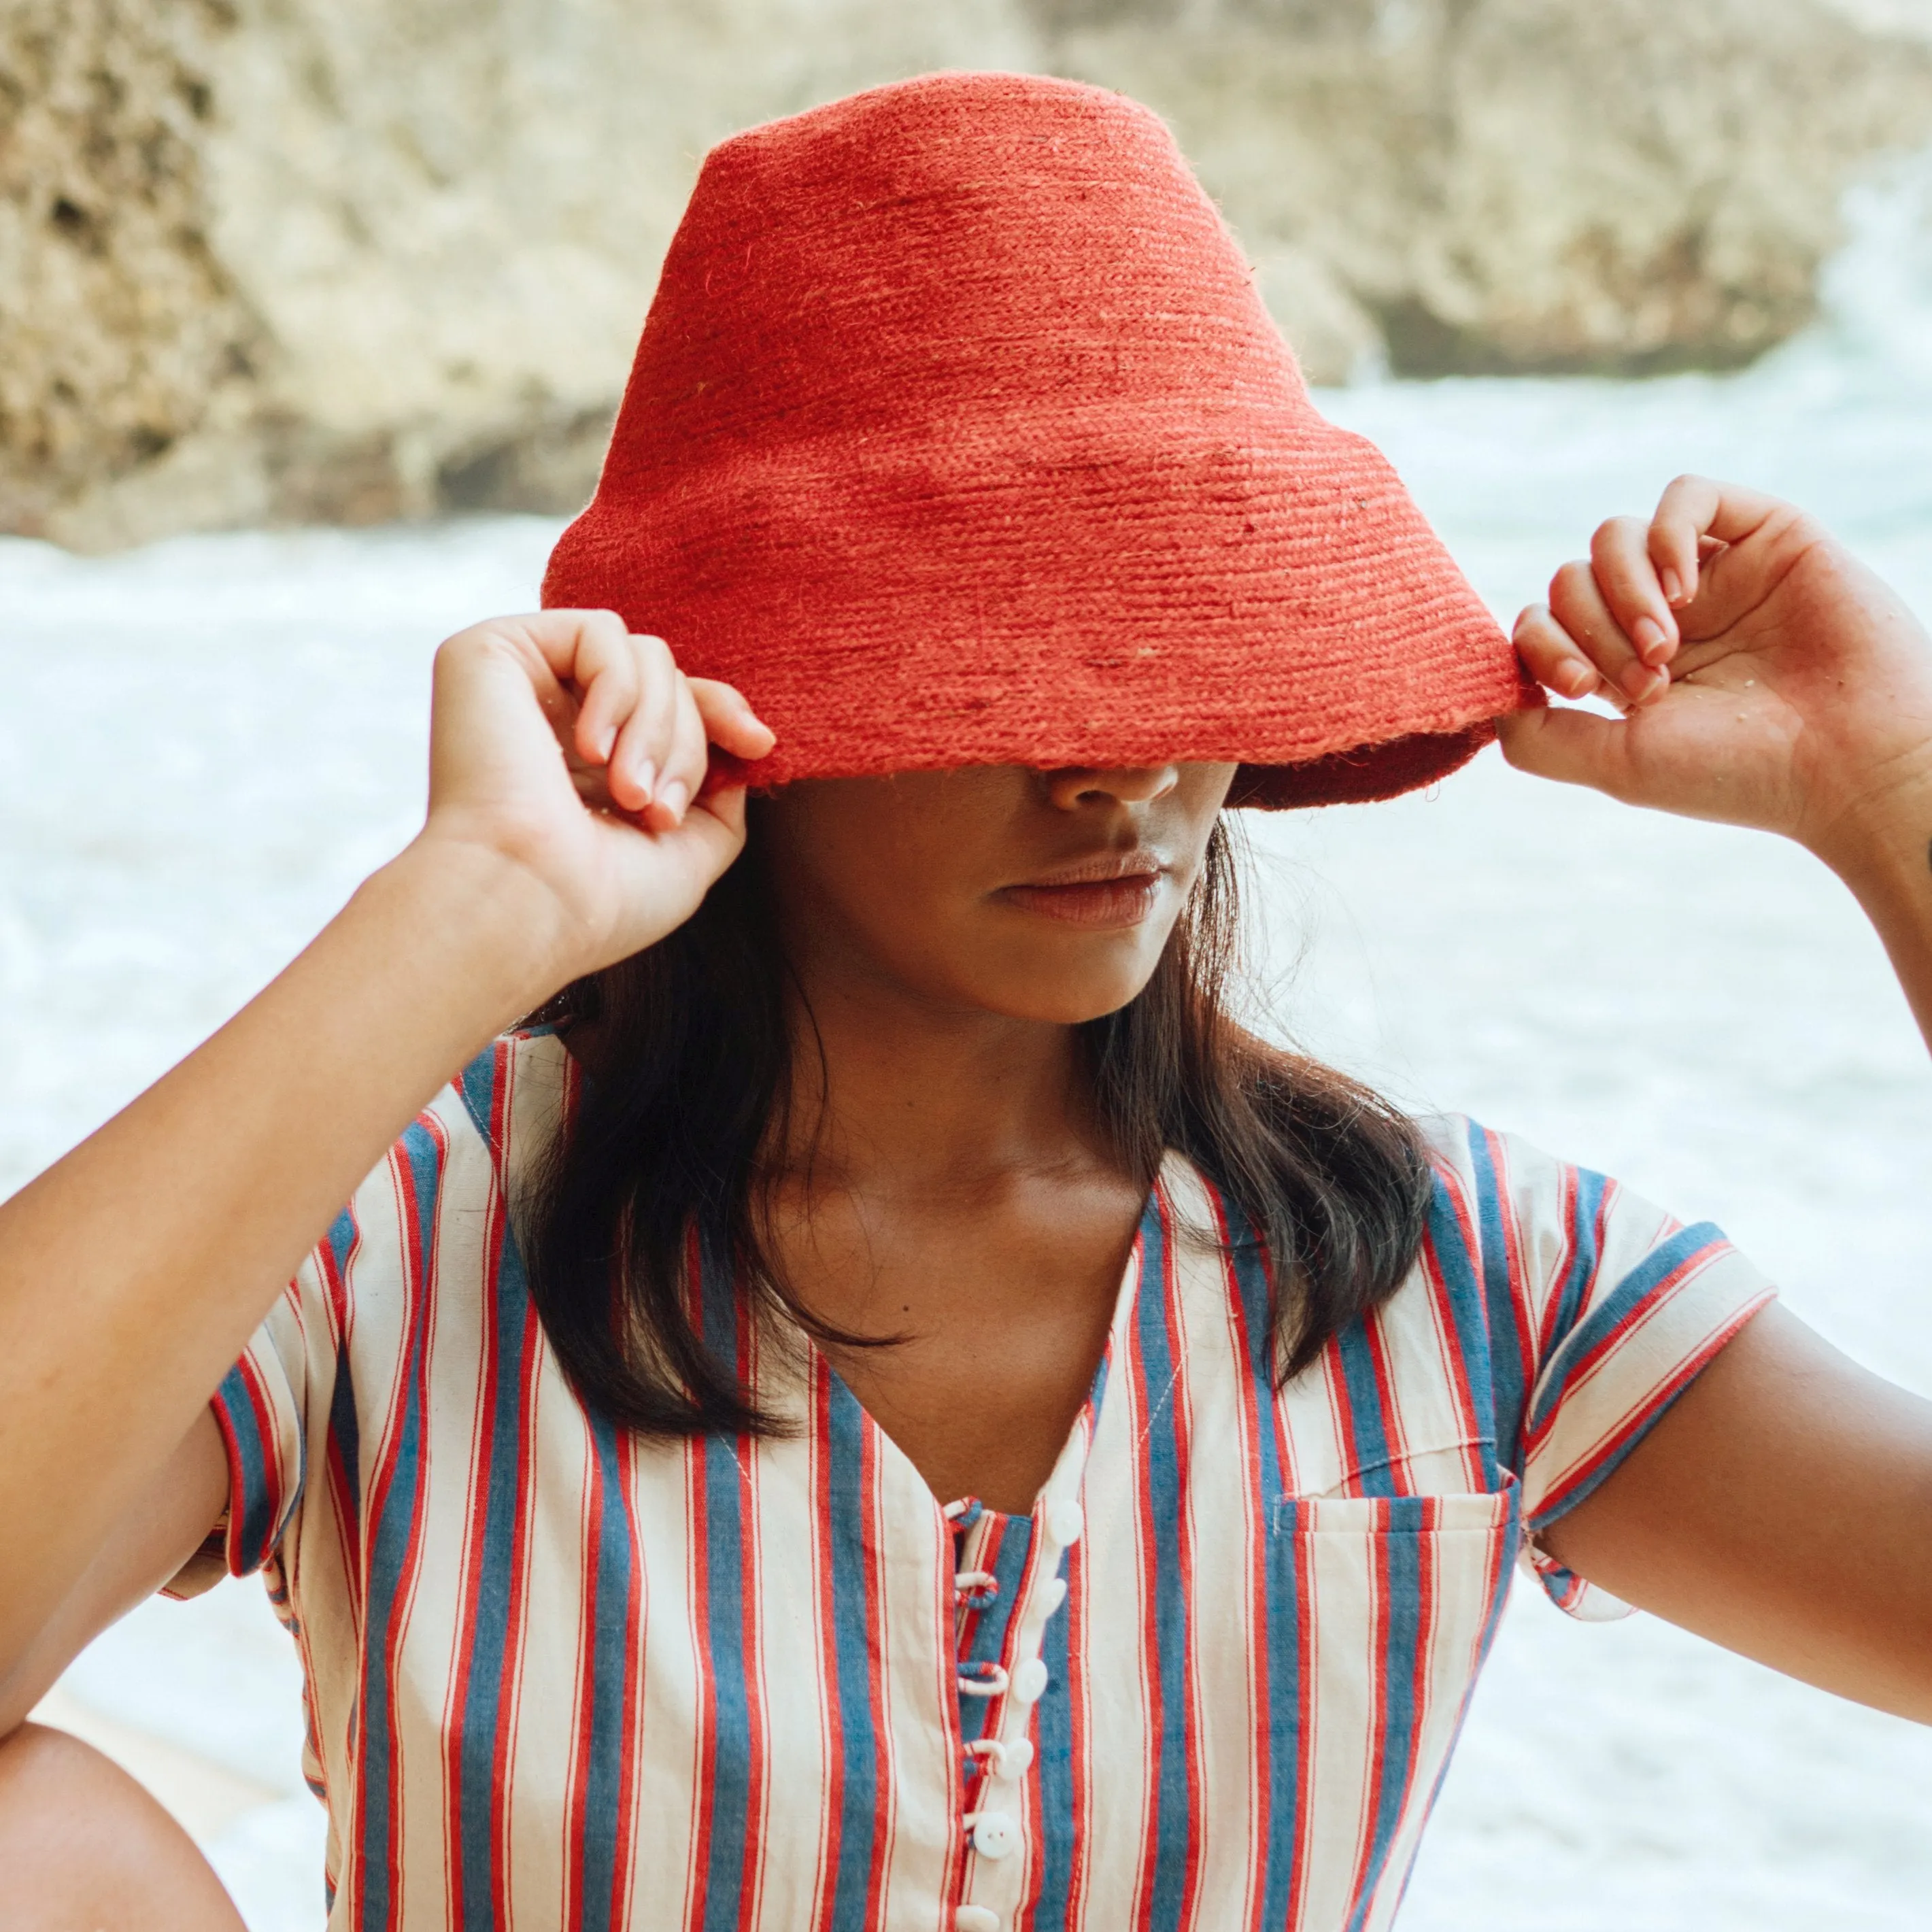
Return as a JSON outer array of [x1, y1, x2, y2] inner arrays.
[[5, 0, 1932, 547]]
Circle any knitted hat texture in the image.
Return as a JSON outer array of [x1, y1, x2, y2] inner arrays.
[[543, 71, 1531, 807]]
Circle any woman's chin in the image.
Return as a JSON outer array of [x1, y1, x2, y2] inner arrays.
[[945, 932, 1173, 1027]]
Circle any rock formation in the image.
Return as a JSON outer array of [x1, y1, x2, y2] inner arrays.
[[1040, 0, 1932, 383], [4, 0, 1932, 547]]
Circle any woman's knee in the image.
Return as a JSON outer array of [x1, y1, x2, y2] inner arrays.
[[0, 1721, 244, 1930]]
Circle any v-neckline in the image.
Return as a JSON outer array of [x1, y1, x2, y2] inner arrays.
[[800, 1172, 1162, 1529]]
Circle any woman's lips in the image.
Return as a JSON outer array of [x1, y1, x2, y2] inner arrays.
[[1000, 876, 1164, 926], [996, 853, 1168, 928]]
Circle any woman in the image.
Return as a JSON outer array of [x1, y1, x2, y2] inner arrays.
[[5, 71, 1931, 1932]]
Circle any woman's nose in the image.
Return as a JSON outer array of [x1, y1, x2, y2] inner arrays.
[[1041, 764, 1182, 811]]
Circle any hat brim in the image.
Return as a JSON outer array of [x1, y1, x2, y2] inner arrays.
[[548, 411, 1531, 809], [1229, 720, 1504, 810]]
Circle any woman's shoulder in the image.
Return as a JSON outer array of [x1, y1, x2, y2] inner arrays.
[[447, 1025, 575, 1172], [1409, 1110, 1612, 1219], [289, 1028, 573, 1316], [333, 1028, 574, 1231], [1402, 1109, 1755, 1317]]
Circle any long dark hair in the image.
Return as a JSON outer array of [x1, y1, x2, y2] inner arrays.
[[521, 812, 1432, 1439]]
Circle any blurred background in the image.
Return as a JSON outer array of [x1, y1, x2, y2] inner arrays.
[[7, 1, 1932, 1927]]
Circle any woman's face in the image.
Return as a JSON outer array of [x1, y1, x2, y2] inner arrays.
[[758, 762, 1238, 1024]]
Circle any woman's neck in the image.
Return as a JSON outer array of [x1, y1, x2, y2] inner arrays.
[[768, 966, 1108, 1196]]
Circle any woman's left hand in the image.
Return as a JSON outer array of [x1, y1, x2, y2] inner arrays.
[[1500, 475, 1932, 867]]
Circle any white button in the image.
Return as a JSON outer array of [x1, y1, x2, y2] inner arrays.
[[1040, 1575, 1068, 1616], [972, 1811, 1019, 1859], [1010, 1656, 1049, 1704], [1045, 1499, 1084, 1547], [998, 1736, 1035, 1778], [955, 1905, 1000, 1931]]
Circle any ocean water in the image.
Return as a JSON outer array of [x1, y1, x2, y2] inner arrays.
[[6, 168, 1932, 1928]]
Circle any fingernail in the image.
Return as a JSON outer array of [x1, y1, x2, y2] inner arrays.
[[1631, 617, 1670, 665], [660, 779, 690, 822], [632, 758, 656, 804], [1561, 662, 1597, 698], [1622, 664, 1660, 702]]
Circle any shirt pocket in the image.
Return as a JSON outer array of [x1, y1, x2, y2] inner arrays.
[[1252, 1482, 1523, 1914], [1266, 1479, 1522, 1693]]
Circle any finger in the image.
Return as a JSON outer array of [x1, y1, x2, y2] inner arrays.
[[569, 613, 642, 766], [428, 625, 584, 814], [1513, 603, 1604, 702], [1495, 704, 1642, 800], [647, 673, 710, 830], [581, 780, 751, 956], [1590, 515, 1678, 668], [605, 637, 679, 813], [1650, 475, 1788, 609], [489, 608, 632, 690], [1548, 557, 1668, 707], [689, 678, 777, 761], [693, 781, 749, 845], [481, 608, 660, 772]]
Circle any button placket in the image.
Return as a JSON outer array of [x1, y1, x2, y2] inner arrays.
[[958, 1479, 1083, 1871], [953, 1237, 1130, 1927]]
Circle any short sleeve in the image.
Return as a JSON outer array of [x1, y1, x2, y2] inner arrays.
[[202, 1210, 354, 1580], [208, 1284, 311, 1575], [172, 1033, 562, 1600], [1431, 1121, 1777, 1621]]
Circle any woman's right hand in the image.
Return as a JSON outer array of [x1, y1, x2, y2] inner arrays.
[[0, 611, 770, 1708], [415, 611, 775, 985]]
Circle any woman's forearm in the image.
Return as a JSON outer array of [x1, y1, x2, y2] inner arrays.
[[0, 836, 571, 1669], [1809, 764, 1932, 1060]]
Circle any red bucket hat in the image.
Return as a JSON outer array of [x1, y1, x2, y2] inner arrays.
[[543, 71, 1531, 807]]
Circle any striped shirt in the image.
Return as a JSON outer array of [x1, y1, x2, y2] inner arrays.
[[205, 1029, 1772, 1931]]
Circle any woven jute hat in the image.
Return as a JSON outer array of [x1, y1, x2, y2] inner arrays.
[[543, 71, 1531, 807]]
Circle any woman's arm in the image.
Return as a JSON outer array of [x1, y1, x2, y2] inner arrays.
[[1540, 1304, 1932, 1719], [0, 611, 772, 1720], [1502, 478, 1932, 1717]]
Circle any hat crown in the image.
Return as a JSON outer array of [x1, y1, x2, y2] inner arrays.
[[545, 72, 1523, 808], [613, 72, 1303, 472]]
